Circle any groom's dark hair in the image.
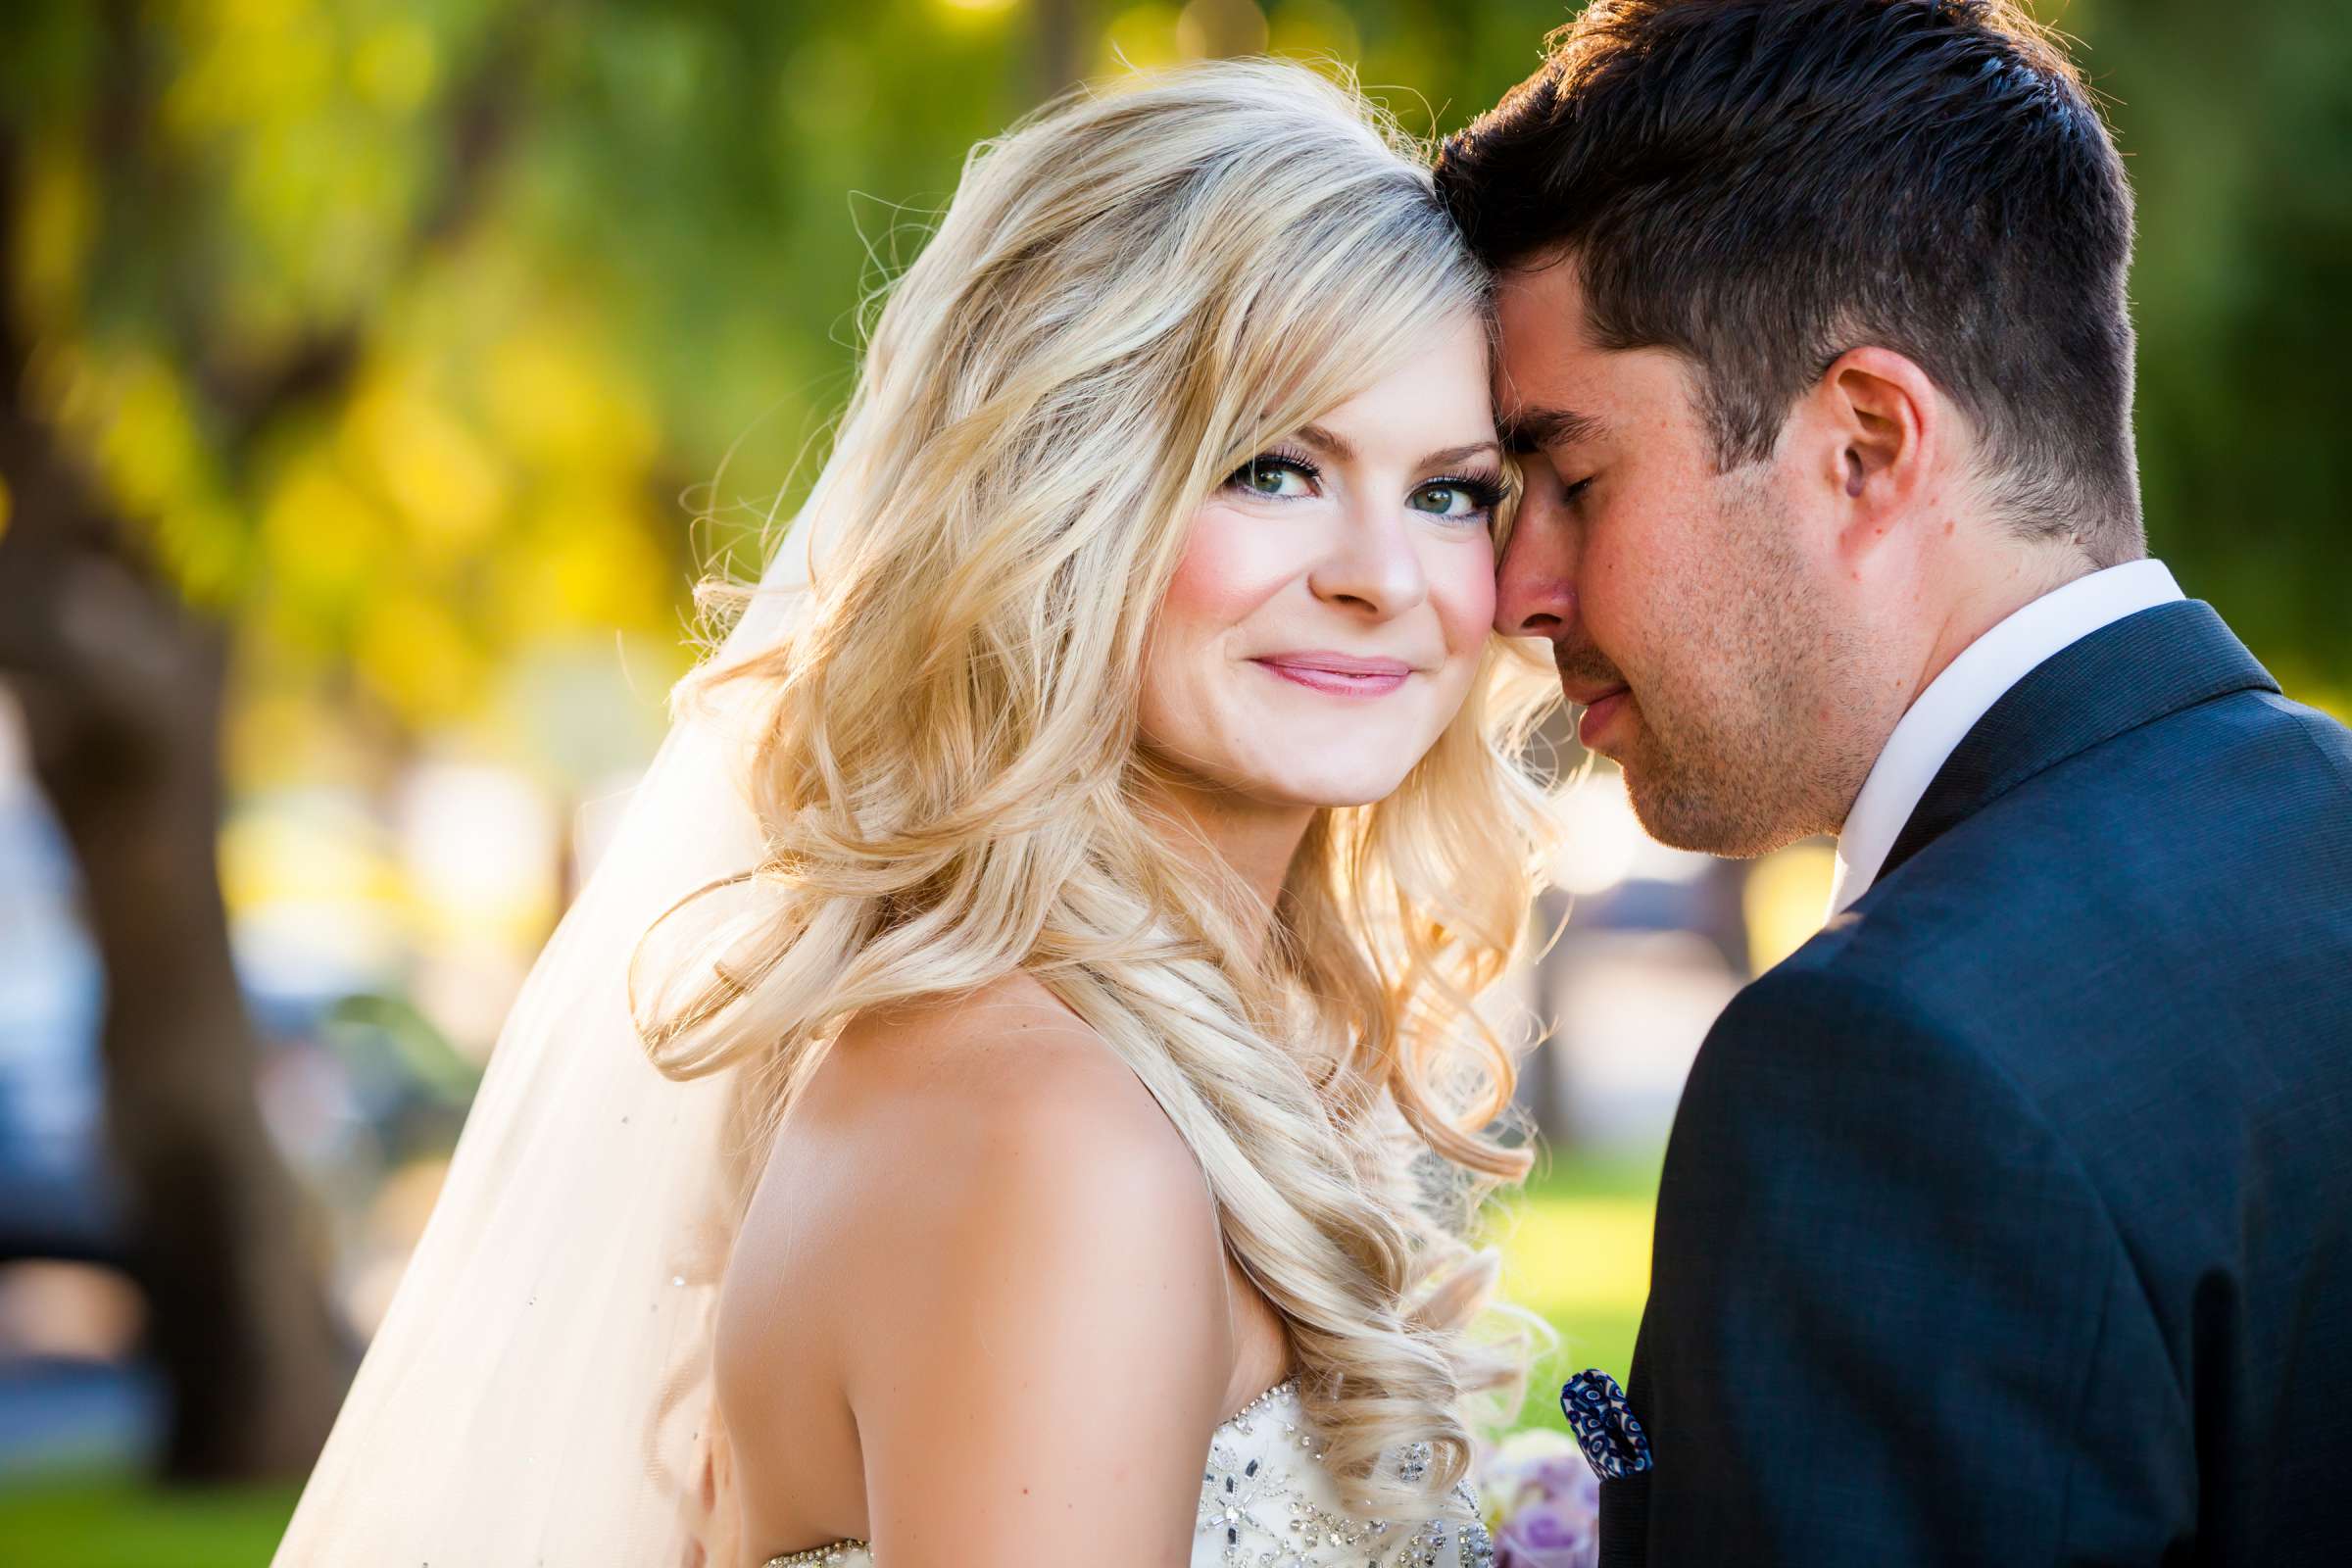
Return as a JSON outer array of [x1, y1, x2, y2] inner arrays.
[[1436, 0, 2145, 564]]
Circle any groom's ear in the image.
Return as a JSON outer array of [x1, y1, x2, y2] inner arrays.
[[1806, 346, 1943, 561]]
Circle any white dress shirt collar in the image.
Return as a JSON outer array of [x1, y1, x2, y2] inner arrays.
[[1828, 558, 2185, 915]]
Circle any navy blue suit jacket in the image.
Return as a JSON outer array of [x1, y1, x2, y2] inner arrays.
[[1604, 600, 2352, 1565]]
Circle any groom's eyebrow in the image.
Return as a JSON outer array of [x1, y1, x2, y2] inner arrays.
[[1503, 406, 1608, 452]]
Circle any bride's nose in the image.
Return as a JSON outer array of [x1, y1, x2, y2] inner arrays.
[[1307, 508, 1428, 618]]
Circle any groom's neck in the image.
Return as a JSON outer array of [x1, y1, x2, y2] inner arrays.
[[1902, 534, 2098, 719], [1820, 527, 2101, 841]]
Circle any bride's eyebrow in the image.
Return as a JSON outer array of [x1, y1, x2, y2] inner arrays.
[[1291, 422, 1354, 462], [1289, 424, 1502, 470], [1419, 439, 1503, 469]]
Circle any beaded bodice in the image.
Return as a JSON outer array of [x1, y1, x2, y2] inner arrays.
[[762, 1377, 1494, 1567]]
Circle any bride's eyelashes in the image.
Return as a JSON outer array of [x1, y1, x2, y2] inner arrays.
[[1224, 446, 1323, 500], [1219, 448, 1508, 526], [1409, 470, 1508, 527]]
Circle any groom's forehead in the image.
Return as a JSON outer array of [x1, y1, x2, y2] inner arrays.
[[1493, 264, 1612, 428], [1494, 256, 1594, 346], [1494, 261, 1706, 441], [1493, 260, 1614, 392]]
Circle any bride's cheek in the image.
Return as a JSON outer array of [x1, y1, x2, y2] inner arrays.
[[1160, 504, 1291, 631], [1432, 547, 1499, 659]]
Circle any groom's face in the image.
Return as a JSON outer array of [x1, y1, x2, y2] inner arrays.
[[1491, 259, 1867, 857]]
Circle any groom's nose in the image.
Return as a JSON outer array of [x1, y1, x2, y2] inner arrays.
[[1494, 474, 1580, 640]]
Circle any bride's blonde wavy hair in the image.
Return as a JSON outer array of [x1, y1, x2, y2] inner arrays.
[[634, 58, 1561, 1520]]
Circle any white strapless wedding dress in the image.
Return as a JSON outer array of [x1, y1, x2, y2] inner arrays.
[[762, 1377, 1494, 1567]]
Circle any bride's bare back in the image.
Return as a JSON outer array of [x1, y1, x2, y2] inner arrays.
[[716, 971, 1290, 1566]]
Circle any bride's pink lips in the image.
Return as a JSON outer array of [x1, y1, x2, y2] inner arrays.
[[1251, 652, 1414, 698]]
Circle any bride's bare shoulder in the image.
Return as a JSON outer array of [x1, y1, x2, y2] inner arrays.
[[729, 969, 1232, 1413], [780, 971, 1202, 1197]]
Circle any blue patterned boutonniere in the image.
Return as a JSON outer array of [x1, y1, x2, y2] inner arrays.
[[1560, 1369, 1653, 1483]]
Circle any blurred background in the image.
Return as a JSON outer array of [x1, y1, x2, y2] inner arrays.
[[0, 0, 2342, 1559]]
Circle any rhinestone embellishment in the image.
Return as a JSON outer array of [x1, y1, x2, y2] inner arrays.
[[760, 1378, 1492, 1568]]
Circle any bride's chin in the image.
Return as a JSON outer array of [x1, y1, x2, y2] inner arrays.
[[1231, 763, 1417, 810], [1232, 723, 1449, 807]]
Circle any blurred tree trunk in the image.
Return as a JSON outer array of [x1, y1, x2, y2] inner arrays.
[[0, 3, 363, 1476], [0, 3, 529, 1478], [1033, 0, 1089, 100], [0, 386, 351, 1482]]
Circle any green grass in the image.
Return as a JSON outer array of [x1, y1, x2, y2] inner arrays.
[[0, 1143, 1662, 1562], [0, 1477, 302, 1567], [1490, 1143, 1663, 1431]]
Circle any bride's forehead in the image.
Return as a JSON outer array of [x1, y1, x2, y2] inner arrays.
[[1283, 331, 1498, 461]]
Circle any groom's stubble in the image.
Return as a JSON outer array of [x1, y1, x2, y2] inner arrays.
[[1597, 462, 1880, 860]]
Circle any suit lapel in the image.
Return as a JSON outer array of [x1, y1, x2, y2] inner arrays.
[[1878, 600, 2279, 885]]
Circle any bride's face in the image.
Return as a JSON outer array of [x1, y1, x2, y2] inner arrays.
[[1139, 316, 1502, 808]]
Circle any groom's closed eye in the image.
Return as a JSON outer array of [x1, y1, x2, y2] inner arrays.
[[1496, 443, 1593, 509]]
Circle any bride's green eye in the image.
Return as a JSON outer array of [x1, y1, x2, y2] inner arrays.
[[1225, 455, 1317, 499], [1409, 477, 1504, 521]]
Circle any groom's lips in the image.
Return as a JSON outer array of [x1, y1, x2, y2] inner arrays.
[[1564, 682, 1634, 750]]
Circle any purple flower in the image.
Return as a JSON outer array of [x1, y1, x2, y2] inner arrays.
[[1494, 1494, 1597, 1568], [1474, 1429, 1599, 1568]]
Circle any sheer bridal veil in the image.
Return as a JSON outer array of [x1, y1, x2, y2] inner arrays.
[[272, 518, 831, 1566]]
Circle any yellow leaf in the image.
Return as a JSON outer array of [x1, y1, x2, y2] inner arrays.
[[1096, 5, 1186, 76], [1267, 0, 1360, 64], [347, 376, 510, 552], [350, 20, 438, 113], [263, 453, 388, 613], [355, 591, 484, 726], [13, 139, 93, 327], [482, 327, 659, 477]]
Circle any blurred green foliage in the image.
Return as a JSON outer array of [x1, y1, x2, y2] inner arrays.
[[2, 0, 2343, 764]]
